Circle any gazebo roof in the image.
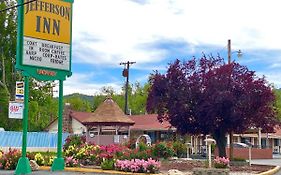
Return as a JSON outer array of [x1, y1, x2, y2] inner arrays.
[[82, 97, 135, 125]]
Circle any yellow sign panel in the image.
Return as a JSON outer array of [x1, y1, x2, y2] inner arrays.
[[24, 0, 71, 44]]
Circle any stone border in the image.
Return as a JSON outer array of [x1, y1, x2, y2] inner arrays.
[[40, 166, 162, 175], [39, 165, 281, 175], [257, 166, 280, 175]]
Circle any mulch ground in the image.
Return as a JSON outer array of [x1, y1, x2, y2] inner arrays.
[[160, 160, 274, 173]]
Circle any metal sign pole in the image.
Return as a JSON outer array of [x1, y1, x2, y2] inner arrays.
[[15, 75, 31, 175], [51, 80, 64, 171], [15, 0, 73, 173]]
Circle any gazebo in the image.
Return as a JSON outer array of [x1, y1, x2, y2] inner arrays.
[[82, 97, 135, 145]]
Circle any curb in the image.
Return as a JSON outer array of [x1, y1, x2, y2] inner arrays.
[[257, 166, 280, 175], [40, 166, 162, 175]]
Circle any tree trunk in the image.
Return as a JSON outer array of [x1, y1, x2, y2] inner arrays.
[[2, 54, 5, 85], [213, 130, 227, 157]]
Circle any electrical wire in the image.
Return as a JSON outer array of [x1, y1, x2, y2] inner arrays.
[[0, 0, 36, 13]]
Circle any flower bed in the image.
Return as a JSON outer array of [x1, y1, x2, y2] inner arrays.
[[61, 135, 164, 173], [0, 148, 21, 170], [213, 156, 229, 168], [115, 158, 161, 173]]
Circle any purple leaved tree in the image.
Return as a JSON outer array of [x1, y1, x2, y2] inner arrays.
[[147, 56, 278, 157]]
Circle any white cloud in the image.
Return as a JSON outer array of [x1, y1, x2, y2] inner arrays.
[[256, 71, 281, 88], [53, 73, 123, 96], [65, 0, 281, 95], [72, 0, 281, 67]]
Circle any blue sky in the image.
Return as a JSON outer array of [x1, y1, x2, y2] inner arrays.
[[55, 0, 281, 96]]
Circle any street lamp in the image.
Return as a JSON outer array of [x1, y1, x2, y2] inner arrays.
[[227, 39, 243, 64], [204, 138, 216, 168], [185, 142, 191, 159]]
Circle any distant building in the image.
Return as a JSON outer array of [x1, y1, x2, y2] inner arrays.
[[46, 98, 281, 158], [46, 98, 175, 145]]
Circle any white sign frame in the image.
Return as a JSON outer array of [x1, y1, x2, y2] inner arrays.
[[9, 102, 24, 119]]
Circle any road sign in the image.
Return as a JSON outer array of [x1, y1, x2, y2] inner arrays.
[[15, 0, 74, 173], [15, 81, 24, 101], [16, 0, 73, 81], [9, 102, 24, 119]]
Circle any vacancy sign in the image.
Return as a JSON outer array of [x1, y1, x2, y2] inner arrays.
[[22, 0, 71, 71], [9, 102, 24, 119], [15, 81, 24, 102]]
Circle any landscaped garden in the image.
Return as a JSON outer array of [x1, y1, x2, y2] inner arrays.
[[0, 135, 275, 174]]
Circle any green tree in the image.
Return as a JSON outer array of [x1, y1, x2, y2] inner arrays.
[[65, 94, 91, 112], [129, 82, 150, 114], [273, 89, 281, 121], [27, 80, 58, 131], [0, 0, 21, 130]]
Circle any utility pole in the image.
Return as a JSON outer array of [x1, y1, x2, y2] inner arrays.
[[227, 39, 231, 64], [120, 61, 136, 115], [227, 39, 234, 161]]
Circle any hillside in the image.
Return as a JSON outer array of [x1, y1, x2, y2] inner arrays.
[[63, 93, 94, 105]]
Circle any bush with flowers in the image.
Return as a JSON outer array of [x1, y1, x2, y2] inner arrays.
[[65, 156, 80, 167], [0, 148, 21, 170], [63, 135, 103, 165], [63, 134, 86, 151], [115, 158, 161, 173], [34, 152, 55, 166], [151, 142, 175, 159], [213, 156, 230, 168], [34, 153, 44, 166]]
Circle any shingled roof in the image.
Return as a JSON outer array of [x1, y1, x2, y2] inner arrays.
[[129, 114, 175, 131], [82, 97, 135, 125]]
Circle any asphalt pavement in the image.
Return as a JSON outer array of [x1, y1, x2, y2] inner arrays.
[[251, 154, 281, 175], [0, 170, 108, 175]]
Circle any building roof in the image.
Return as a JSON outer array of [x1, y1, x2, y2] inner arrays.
[[128, 114, 175, 131], [82, 97, 135, 125], [70, 111, 92, 123], [237, 126, 281, 139]]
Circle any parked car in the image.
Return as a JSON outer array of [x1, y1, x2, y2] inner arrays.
[[233, 142, 251, 148]]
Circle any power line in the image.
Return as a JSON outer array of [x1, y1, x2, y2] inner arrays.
[[0, 0, 37, 13]]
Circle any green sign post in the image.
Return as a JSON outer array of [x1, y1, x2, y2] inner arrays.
[[15, 0, 73, 174]]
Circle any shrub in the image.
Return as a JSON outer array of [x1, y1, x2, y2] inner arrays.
[[124, 139, 136, 149], [27, 152, 36, 160], [34, 152, 55, 166], [0, 148, 21, 170], [65, 156, 80, 167], [99, 144, 126, 160], [232, 157, 246, 162], [115, 158, 161, 173], [45, 155, 55, 166], [101, 159, 115, 170], [138, 142, 148, 152], [0, 150, 3, 159], [34, 153, 44, 166], [172, 141, 186, 158], [214, 156, 230, 168], [152, 142, 174, 159], [63, 135, 86, 151]]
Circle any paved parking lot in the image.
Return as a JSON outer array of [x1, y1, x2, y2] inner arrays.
[[251, 155, 281, 175]]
